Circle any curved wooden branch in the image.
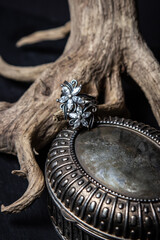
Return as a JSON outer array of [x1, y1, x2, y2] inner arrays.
[[16, 21, 71, 47], [0, 56, 52, 82], [1, 138, 44, 213], [124, 38, 160, 125]]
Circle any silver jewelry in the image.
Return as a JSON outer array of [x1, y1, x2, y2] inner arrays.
[[57, 79, 97, 129]]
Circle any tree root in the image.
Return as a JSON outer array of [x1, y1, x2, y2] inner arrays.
[[16, 21, 71, 47], [0, 56, 52, 82], [1, 138, 44, 213], [124, 37, 160, 125]]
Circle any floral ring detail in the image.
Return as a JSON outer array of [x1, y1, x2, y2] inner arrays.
[[57, 79, 97, 129]]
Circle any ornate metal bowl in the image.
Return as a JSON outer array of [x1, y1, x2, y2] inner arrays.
[[45, 117, 160, 240]]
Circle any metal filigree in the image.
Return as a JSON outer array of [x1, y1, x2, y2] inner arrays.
[[57, 79, 97, 129]]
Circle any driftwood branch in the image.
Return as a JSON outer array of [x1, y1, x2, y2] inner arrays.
[[16, 21, 71, 47], [0, 56, 52, 82], [124, 38, 160, 123], [0, 0, 160, 213], [1, 139, 44, 213]]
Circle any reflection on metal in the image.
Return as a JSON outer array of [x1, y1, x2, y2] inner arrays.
[[45, 116, 160, 240]]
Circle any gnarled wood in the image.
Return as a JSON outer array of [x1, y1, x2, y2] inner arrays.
[[1, 138, 44, 213], [0, 0, 160, 213], [124, 38, 160, 123], [0, 56, 52, 82], [16, 21, 71, 47]]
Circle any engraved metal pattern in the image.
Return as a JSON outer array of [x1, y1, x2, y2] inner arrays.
[[56, 80, 97, 129], [45, 117, 160, 240]]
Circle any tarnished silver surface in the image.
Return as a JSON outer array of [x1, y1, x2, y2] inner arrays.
[[75, 126, 160, 199], [45, 117, 160, 240]]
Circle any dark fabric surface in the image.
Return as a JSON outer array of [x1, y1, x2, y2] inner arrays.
[[0, 1, 159, 240]]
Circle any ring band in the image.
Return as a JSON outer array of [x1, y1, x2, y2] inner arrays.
[[57, 79, 97, 129]]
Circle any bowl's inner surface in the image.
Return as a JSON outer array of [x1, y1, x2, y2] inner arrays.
[[75, 126, 160, 199]]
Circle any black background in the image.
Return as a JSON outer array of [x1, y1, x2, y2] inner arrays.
[[0, 1, 160, 240]]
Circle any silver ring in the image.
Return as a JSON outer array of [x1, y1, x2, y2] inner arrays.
[[57, 79, 97, 129]]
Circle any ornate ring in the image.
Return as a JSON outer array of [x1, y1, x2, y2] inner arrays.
[[57, 79, 97, 129]]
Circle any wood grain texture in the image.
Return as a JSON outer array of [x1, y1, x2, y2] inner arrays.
[[16, 21, 71, 47]]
